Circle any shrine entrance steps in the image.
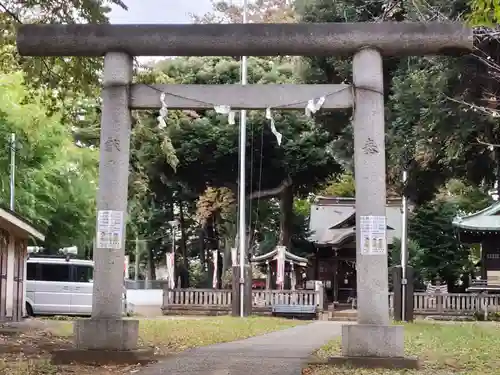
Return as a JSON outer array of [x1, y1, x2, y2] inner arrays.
[[320, 304, 358, 321]]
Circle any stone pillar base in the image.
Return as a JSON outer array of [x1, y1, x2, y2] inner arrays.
[[341, 324, 404, 357], [74, 318, 139, 350]]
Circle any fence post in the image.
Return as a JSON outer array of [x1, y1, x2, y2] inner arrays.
[[317, 282, 324, 312], [392, 266, 402, 321], [436, 289, 443, 314], [405, 266, 414, 322], [162, 285, 169, 314]]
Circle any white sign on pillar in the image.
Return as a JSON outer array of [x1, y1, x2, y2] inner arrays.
[[359, 215, 387, 255], [96, 210, 124, 249]]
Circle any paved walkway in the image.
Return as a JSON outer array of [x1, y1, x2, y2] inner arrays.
[[137, 321, 344, 375]]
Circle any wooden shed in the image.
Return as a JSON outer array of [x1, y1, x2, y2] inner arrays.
[[0, 207, 44, 321]]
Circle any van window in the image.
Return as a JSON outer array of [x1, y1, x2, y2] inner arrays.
[[75, 265, 93, 283], [39, 264, 71, 282], [27, 263, 37, 280]]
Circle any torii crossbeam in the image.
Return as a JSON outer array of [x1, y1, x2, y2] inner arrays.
[[17, 22, 472, 366]]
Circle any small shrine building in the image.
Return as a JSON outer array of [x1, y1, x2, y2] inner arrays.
[[308, 196, 403, 303], [453, 202, 500, 285], [251, 247, 308, 290]]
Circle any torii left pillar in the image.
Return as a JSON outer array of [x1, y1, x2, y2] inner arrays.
[[73, 52, 140, 351]]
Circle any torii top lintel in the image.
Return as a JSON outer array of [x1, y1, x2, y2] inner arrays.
[[16, 22, 472, 58]]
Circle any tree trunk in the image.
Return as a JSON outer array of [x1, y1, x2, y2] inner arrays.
[[147, 241, 156, 281], [178, 199, 190, 287], [205, 214, 218, 288], [222, 239, 231, 284], [199, 227, 206, 270], [278, 185, 294, 247]]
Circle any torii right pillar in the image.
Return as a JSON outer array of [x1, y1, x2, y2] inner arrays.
[[338, 47, 407, 363]]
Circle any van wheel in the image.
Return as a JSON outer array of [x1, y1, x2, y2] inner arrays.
[[25, 303, 34, 317]]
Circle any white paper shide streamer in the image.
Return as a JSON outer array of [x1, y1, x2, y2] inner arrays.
[[214, 105, 236, 125], [305, 96, 326, 117], [265, 108, 283, 146], [157, 92, 169, 129]]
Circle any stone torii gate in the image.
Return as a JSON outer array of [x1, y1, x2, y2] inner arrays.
[[17, 23, 472, 365]]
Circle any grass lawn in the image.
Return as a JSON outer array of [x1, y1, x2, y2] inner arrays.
[[307, 322, 500, 375], [1, 316, 305, 375]]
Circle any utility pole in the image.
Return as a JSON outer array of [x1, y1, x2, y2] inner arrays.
[[9, 133, 15, 211], [237, 0, 249, 318]]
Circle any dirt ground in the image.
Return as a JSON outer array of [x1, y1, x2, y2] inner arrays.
[[0, 316, 304, 375], [0, 321, 141, 375]]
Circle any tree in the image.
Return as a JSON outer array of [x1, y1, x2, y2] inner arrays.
[[0, 0, 128, 95], [151, 56, 341, 251], [437, 178, 492, 214], [409, 199, 471, 289], [296, 0, 500, 207], [317, 173, 355, 197], [192, 0, 297, 24], [0, 71, 98, 250]]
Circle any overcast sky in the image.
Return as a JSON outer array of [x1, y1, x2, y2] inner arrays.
[[109, 0, 213, 24]]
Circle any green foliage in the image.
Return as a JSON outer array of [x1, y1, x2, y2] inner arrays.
[[0, 71, 97, 249], [0, 0, 127, 96], [317, 173, 355, 197], [129, 55, 342, 265], [409, 199, 471, 286], [389, 237, 422, 269], [188, 260, 210, 288], [468, 0, 500, 26], [439, 179, 492, 214]]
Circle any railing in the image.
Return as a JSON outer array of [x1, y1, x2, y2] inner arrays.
[[163, 289, 500, 316], [252, 289, 319, 308], [164, 288, 233, 307], [125, 279, 168, 290], [389, 292, 500, 315], [163, 288, 322, 311]]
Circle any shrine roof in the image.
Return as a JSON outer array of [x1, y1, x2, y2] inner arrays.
[[452, 202, 500, 232], [251, 247, 308, 266], [309, 195, 402, 246]]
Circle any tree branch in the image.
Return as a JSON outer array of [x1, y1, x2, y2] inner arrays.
[[476, 137, 500, 149], [247, 176, 292, 200]]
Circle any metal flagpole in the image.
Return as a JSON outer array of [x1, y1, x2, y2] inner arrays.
[[238, 0, 249, 318], [9, 133, 15, 211], [401, 169, 409, 321]]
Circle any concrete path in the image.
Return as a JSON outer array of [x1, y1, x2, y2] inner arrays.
[[137, 321, 344, 375]]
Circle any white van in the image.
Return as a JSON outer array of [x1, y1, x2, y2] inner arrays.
[[26, 256, 128, 316], [26, 256, 95, 316]]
